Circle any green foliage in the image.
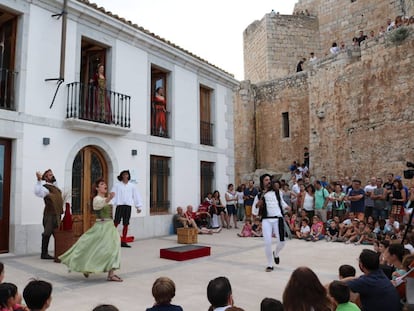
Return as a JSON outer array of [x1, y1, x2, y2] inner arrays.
[[389, 27, 410, 44]]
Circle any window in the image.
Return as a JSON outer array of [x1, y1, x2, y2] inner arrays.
[[200, 86, 214, 145], [151, 67, 169, 137], [200, 161, 215, 202], [282, 112, 290, 138], [150, 156, 170, 214], [0, 10, 18, 110]]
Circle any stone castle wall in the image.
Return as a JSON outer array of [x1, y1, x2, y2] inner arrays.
[[244, 14, 319, 82], [235, 29, 414, 184], [294, 0, 413, 57]]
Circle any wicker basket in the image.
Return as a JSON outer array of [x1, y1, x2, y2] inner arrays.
[[177, 227, 198, 244]]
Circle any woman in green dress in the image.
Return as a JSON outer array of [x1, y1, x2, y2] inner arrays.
[[59, 178, 122, 282]]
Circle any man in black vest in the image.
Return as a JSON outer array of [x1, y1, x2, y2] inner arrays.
[[252, 174, 289, 272], [35, 169, 63, 259]]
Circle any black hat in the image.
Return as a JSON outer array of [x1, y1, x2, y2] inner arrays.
[[117, 170, 131, 181]]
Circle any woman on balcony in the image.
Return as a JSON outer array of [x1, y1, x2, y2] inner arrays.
[[91, 64, 112, 123], [152, 87, 167, 136]]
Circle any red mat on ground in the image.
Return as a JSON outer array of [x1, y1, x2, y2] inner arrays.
[[160, 245, 211, 261]]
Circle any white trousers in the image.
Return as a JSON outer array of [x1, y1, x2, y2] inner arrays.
[[262, 218, 285, 267]]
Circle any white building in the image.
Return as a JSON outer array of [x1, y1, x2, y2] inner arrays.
[[0, 0, 238, 255]]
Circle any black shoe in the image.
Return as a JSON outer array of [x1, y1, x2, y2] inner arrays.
[[40, 254, 54, 260], [121, 242, 131, 248], [273, 251, 280, 265], [265, 266, 274, 272]]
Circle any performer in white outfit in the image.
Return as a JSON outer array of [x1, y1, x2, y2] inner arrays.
[[252, 174, 289, 272]]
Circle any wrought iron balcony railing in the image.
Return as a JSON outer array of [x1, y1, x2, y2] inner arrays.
[[0, 68, 17, 110], [66, 82, 131, 128], [200, 121, 214, 146]]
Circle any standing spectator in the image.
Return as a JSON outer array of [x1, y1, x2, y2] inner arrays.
[[23, 280, 52, 311], [303, 184, 315, 219], [390, 179, 406, 222], [296, 58, 306, 72], [309, 52, 317, 64], [282, 184, 296, 213], [225, 184, 239, 229], [371, 178, 387, 220], [369, 30, 375, 39], [283, 267, 332, 311], [339, 41, 346, 51], [346, 249, 400, 311], [383, 173, 395, 216], [330, 42, 340, 54], [329, 184, 346, 220], [386, 18, 395, 32], [111, 170, 143, 248], [345, 180, 365, 221], [146, 277, 183, 311], [212, 190, 229, 229], [357, 30, 367, 45], [314, 181, 329, 222], [236, 184, 246, 222], [364, 177, 377, 221], [303, 147, 310, 168], [243, 181, 258, 222]]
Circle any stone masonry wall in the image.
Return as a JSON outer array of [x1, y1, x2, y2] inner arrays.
[[294, 0, 411, 58], [244, 14, 319, 83], [254, 73, 310, 172], [308, 31, 414, 181]]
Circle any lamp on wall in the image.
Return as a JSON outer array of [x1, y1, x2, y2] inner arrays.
[[131, 149, 137, 156], [42, 137, 50, 145]]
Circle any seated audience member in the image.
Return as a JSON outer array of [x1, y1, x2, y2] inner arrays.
[[92, 305, 119, 311], [196, 201, 213, 228], [0, 282, 26, 311], [184, 205, 220, 234], [146, 277, 183, 311], [251, 217, 263, 237], [353, 224, 376, 245], [22, 280, 52, 311], [326, 220, 339, 242], [207, 276, 234, 311], [306, 215, 324, 241], [237, 219, 253, 237], [287, 213, 300, 236], [283, 266, 332, 311], [172, 206, 188, 233], [339, 265, 356, 279], [0, 263, 4, 283], [374, 219, 391, 240], [385, 244, 408, 283], [346, 249, 400, 311], [385, 215, 400, 236], [296, 218, 310, 239], [260, 297, 284, 311], [338, 219, 359, 243], [328, 281, 360, 311], [346, 221, 366, 244]]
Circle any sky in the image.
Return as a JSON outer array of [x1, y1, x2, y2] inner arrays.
[[93, 0, 298, 80]]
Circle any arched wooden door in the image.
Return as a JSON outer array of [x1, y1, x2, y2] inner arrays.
[[71, 146, 108, 236]]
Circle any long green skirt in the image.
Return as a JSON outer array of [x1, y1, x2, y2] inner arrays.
[[59, 220, 121, 274]]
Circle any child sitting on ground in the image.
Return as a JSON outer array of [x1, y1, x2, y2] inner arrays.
[[237, 219, 253, 237], [326, 220, 339, 242], [346, 221, 366, 244], [306, 215, 325, 242], [296, 218, 310, 239], [251, 217, 262, 237], [0, 282, 27, 311], [353, 224, 376, 245], [328, 280, 360, 311]]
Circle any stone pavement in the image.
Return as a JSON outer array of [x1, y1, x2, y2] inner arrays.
[[0, 226, 366, 310]]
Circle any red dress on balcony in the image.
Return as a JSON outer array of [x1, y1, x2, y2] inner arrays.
[[91, 71, 112, 124], [152, 87, 166, 135]]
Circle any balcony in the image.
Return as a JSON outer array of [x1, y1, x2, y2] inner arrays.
[[65, 82, 131, 135], [0, 68, 17, 110], [200, 121, 214, 146]]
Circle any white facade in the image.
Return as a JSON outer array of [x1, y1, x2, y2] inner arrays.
[[0, 0, 238, 255]]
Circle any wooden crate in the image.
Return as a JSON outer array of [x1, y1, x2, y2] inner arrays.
[[177, 227, 198, 244]]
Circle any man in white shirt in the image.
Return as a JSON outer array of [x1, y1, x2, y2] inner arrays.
[[252, 174, 289, 272], [111, 170, 143, 247]]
